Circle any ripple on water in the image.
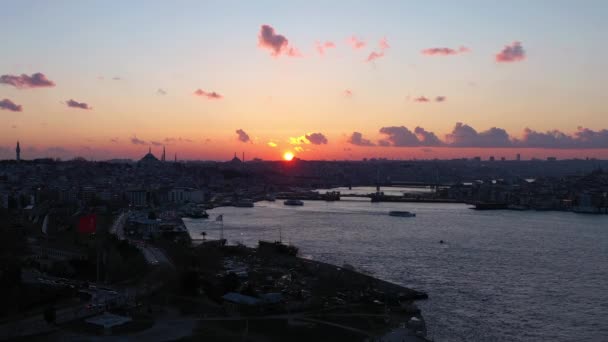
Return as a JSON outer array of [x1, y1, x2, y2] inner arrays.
[[184, 200, 608, 342]]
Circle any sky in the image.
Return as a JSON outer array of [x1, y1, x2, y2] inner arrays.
[[1, 0, 607, 161]]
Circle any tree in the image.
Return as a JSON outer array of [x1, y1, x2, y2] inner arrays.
[[180, 270, 200, 296], [44, 306, 56, 324]]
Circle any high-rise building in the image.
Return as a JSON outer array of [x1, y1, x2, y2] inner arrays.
[[16, 141, 20, 162], [161, 146, 166, 162], [516, 153, 521, 161]]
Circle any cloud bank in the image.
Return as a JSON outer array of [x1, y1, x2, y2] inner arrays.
[[346, 123, 608, 149]]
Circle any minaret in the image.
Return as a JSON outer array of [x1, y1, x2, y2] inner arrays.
[[161, 146, 166, 162], [16, 141, 21, 162]]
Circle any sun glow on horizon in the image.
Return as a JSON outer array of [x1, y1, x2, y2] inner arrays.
[[283, 151, 294, 161]]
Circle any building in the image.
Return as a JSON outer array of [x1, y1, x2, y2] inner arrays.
[[138, 147, 160, 166], [169, 187, 205, 203], [126, 189, 147, 207], [16, 141, 20, 162]]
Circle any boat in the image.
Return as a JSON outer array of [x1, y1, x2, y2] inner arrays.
[[283, 199, 304, 206], [186, 209, 209, 219], [472, 202, 508, 210], [389, 211, 416, 217]]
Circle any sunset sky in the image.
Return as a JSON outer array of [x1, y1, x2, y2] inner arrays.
[[1, 0, 607, 161]]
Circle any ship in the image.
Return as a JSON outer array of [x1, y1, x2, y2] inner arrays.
[[389, 211, 416, 217], [283, 199, 304, 206]]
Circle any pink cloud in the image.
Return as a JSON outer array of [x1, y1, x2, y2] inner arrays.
[[348, 36, 366, 49], [435, 96, 446, 102], [413, 96, 430, 103], [258, 24, 301, 57], [379, 37, 390, 50], [193, 89, 223, 100], [366, 51, 385, 62], [286, 47, 302, 57], [344, 89, 353, 97], [422, 46, 470, 56], [365, 38, 390, 63], [0, 98, 22, 112], [316, 41, 336, 55], [496, 41, 525, 63], [0, 72, 55, 89], [66, 99, 92, 110]]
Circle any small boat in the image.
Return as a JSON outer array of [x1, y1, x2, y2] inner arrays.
[[186, 209, 209, 219], [389, 211, 416, 217], [473, 202, 508, 210], [284, 199, 304, 206]]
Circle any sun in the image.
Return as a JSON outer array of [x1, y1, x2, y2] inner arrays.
[[283, 151, 294, 161]]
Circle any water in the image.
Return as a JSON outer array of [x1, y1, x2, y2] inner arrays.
[[315, 186, 433, 196], [183, 198, 608, 342]]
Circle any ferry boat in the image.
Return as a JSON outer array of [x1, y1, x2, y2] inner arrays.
[[388, 211, 416, 217], [283, 199, 304, 206]]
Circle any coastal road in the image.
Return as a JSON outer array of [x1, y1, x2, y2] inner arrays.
[[109, 211, 129, 240], [109, 211, 173, 269]]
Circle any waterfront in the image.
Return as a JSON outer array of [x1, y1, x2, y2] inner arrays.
[[184, 198, 608, 342], [315, 186, 433, 196]]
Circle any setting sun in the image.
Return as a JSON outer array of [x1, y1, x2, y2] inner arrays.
[[283, 151, 294, 161]]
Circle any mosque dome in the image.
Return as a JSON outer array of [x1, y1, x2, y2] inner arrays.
[[139, 147, 160, 164]]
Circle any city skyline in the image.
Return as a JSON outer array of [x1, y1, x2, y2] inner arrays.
[[1, 1, 608, 161]]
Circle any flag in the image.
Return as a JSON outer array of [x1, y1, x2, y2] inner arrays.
[[78, 214, 97, 234], [215, 214, 223, 222]]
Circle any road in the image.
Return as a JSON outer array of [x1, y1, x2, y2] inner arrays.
[[109, 211, 173, 268]]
